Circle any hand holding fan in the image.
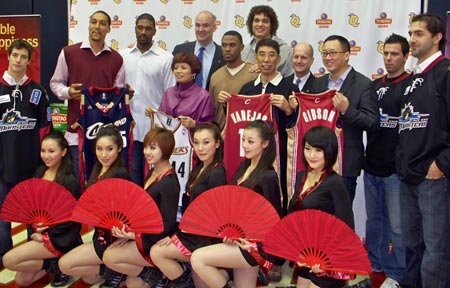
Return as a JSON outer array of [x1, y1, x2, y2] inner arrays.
[[71, 178, 163, 234], [179, 185, 280, 242], [263, 209, 372, 275], [0, 178, 77, 226]]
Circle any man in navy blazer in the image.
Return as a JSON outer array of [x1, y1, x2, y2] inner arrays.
[[286, 42, 316, 93], [311, 35, 379, 203], [172, 11, 224, 90]]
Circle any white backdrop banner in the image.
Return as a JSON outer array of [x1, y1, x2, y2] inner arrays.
[[69, 0, 421, 237]]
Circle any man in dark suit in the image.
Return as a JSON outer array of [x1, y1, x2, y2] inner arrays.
[[172, 10, 224, 90], [286, 42, 316, 93], [312, 35, 378, 203]]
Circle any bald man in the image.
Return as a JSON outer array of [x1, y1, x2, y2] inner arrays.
[[287, 42, 316, 93]]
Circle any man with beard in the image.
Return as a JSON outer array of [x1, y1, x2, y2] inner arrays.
[[210, 30, 257, 130], [119, 13, 175, 186]]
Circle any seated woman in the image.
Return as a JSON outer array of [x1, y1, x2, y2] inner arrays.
[[146, 52, 215, 130], [289, 126, 354, 288], [190, 120, 283, 288], [150, 122, 227, 288], [3, 131, 82, 287], [102, 127, 180, 288], [58, 125, 131, 288]]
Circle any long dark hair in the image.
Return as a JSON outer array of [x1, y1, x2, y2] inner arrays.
[[186, 122, 224, 189], [233, 120, 276, 189], [41, 130, 72, 182], [87, 125, 125, 187]]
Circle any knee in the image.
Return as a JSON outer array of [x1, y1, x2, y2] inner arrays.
[[102, 249, 114, 267], [58, 255, 72, 275], [149, 245, 161, 263], [190, 251, 203, 272], [2, 251, 18, 270]]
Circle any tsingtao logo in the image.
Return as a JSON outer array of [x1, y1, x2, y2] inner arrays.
[[375, 12, 392, 28], [316, 13, 333, 28]]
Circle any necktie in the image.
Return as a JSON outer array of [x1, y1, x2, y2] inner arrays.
[[295, 78, 301, 90], [195, 47, 205, 87]]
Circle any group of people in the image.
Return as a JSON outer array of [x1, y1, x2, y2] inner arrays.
[[0, 3, 449, 288]]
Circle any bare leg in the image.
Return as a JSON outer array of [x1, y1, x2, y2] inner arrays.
[[150, 241, 189, 280], [103, 241, 150, 276]]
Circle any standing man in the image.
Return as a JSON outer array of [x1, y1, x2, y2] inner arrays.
[[312, 35, 378, 203], [397, 13, 450, 288], [287, 42, 316, 93], [364, 34, 410, 288], [120, 13, 175, 186], [50, 10, 124, 181], [0, 39, 51, 267], [242, 5, 294, 77], [172, 11, 224, 90], [209, 30, 257, 130]]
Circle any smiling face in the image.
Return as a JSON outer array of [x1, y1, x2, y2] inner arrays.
[[88, 12, 111, 44], [193, 129, 220, 166], [292, 43, 314, 78], [95, 136, 121, 171], [40, 138, 67, 171], [143, 141, 163, 166], [241, 127, 268, 163], [252, 13, 271, 40], [195, 12, 216, 46], [255, 45, 280, 78], [303, 142, 325, 172], [173, 62, 194, 84], [321, 39, 349, 77]]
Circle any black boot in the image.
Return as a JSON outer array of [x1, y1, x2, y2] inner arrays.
[[138, 266, 164, 287], [42, 258, 71, 287], [171, 263, 194, 288], [99, 266, 126, 288]]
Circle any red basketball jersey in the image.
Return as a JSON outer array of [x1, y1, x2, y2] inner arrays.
[[223, 94, 276, 183], [286, 90, 343, 199]]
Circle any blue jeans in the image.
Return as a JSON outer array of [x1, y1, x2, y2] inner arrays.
[[400, 178, 450, 288], [130, 141, 144, 187], [342, 176, 357, 203], [364, 172, 405, 283], [0, 180, 14, 266]]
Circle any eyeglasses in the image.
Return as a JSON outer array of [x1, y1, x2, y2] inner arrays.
[[321, 51, 347, 57], [257, 51, 278, 59]]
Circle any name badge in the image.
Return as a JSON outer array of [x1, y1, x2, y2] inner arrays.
[[0, 94, 10, 104]]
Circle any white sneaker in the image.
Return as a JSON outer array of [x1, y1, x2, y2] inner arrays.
[[380, 277, 400, 288]]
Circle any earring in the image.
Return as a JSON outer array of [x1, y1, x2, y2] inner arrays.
[[192, 74, 196, 80]]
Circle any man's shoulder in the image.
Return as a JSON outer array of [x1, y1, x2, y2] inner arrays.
[[172, 41, 195, 53]]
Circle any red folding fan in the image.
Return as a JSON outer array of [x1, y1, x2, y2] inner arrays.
[[71, 178, 163, 234], [0, 178, 77, 226], [263, 209, 372, 275], [179, 185, 280, 242]]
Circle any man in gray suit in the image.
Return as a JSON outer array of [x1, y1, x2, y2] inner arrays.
[[172, 11, 224, 90], [312, 35, 378, 203]]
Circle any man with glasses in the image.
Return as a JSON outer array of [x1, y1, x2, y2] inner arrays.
[[172, 11, 224, 90], [312, 35, 378, 204]]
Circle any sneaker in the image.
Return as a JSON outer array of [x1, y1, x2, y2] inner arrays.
[[51, 272, 70, 287], [380, 277, 401, 288], [344, 278, 373, 288]]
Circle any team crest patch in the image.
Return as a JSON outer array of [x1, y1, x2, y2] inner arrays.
[[29, 89, 42, 105], [0, 108, 37, 133]]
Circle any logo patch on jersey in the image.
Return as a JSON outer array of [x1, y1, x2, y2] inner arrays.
[[403, 78, 424, 95], [379, 108, 398, 128], [377, 87, 389, 101], [29, 89, 42, 105], [398, 102, 429, 131], [0, 108, 37, 133]]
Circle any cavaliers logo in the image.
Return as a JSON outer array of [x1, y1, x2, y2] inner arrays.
[[316, 13, 333, 28], [110, 39, 119, 51], [234, 15, 244, 28], [348, 13, 359, 27], [111, 15, 123, 28], [158, 40, 167, 51], [375, 12, 392, 27], [349, 39, 361, 54], [156, 15, 171, 29], [290, 14, 301, 28], [376, 41, 384, 55], [183, 16, 192, 29]]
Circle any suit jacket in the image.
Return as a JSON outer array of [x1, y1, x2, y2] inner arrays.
[[286, 72, 316, 93], [172, 41, 225, 90], [312, 67, 379, 177]]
